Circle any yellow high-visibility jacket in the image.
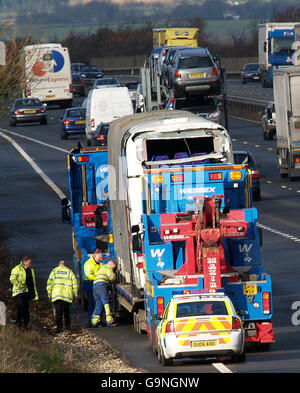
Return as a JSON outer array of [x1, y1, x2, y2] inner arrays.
[[9, 262, 39, 300], [47, 265, 78, 304], [84, 256, 102, 281], [94, 264, 116, 286]]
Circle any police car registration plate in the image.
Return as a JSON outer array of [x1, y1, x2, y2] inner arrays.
[[191, 340, 217, 348]]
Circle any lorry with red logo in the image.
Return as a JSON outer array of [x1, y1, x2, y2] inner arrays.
[[64, 110, 274, 361]]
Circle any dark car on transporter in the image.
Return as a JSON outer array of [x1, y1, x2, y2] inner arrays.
[[9, 98, 47, 127], [60, 107, 86, 139], [165, 95, 221, 123]]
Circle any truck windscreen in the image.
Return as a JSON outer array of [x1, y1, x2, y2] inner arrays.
[[271, 37, 294, 55]]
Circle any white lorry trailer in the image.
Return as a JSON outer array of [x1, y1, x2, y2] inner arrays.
[[274, 66, 300, 179]]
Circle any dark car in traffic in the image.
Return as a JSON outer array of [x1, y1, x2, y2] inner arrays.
[[80, 65, 104, 80], [72, 73, 85, 97], [241, 63, 260, 84], [9, 98, 47, 127], [233, 150, 261, 201], [165, 95, 221, 123], [60, 107, 86, 139]]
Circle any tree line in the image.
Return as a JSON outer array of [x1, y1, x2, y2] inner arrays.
[[60, 7, 299, 63]]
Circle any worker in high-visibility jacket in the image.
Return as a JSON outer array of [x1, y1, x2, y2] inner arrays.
[[9, 255, 38, 329], [47, 260, 78, 333], [83, 248, 103, 325], [91, 259, 117, 327]]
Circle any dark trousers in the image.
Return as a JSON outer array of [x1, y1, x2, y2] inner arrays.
[[53, 300, 70, 332], [83, 280, 95, 323], [14, 293, 30, 327]]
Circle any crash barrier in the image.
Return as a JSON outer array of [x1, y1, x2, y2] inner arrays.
[[0, 301, 6, 325], [226, 95, 268, 122], [101, 67, 241, 79]]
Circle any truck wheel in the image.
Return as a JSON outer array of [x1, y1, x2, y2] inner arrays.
[[253, 190, 261, 201], [151, 319, 157, 354]]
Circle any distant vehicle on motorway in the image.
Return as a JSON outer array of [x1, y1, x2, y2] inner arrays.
[[80, 65, 104, 80], [9, 98, 47, 127], [93, 77, 121, 89], [23, 43, 73, 109], [241, 63, 261, 84], [85, 86, 133, 146], [60, 107, 86, 139], [72, 73, 85, 97], [261, 101, 276, 140], [233, 149, 261, 201], [121, 79, 139, 103], [71, 62, 86, 73]]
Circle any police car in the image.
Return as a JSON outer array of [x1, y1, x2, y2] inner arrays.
[[156, 291, 245, 366]]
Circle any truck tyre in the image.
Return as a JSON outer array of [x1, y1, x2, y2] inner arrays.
[[151, 318, 157, 354], [253, 189, 261, 201]]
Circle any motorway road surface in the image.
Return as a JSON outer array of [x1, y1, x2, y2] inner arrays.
[[0, 98, 300, 373]]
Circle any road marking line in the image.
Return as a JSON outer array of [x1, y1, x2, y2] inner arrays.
[[0, 128, 69, 153], [0, 130, 67, 200], [212, 363, 233, 373], [257, 223, 300, 243]]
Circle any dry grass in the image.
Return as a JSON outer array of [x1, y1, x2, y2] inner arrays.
[[0, 325, 66, 373]]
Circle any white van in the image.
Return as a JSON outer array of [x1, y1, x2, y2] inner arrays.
[[85, 86, 133, 145], [23, 43, 73, 108]]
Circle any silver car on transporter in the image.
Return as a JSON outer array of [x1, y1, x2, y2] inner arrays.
[[163, 47, 221, 97]]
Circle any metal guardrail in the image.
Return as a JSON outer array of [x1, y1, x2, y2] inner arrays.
[[102, 67, 242, 79], [227, 95, 268, 117]]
